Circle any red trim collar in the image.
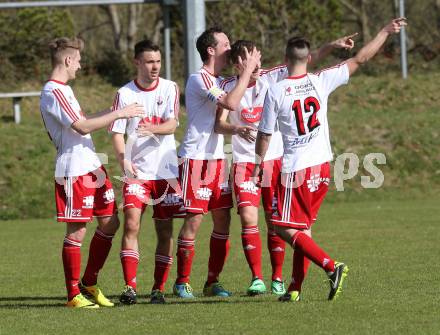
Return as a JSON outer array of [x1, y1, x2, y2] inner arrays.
[[286, 74, 307, 80], [202, 66, 218, 78], [134, 78, 160, 91], [47, 79, 66, 85]]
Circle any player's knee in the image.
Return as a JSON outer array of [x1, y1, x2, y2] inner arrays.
[[124, 217, 141, 235], [239, 207, 258, 226]]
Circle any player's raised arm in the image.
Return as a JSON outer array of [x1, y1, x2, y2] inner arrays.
[[346, 17, 407, 75], [72, 103, 145, 135], [310, 33, 358, 65], [217, 47, 261, 111]]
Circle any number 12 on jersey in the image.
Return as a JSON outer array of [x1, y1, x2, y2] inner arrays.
[[292, 96, 321, 136]]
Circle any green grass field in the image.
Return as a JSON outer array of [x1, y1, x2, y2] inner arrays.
[[0, 196, 438, 335]]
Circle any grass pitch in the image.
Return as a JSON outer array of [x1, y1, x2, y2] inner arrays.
[[0, 196, 438, 334]]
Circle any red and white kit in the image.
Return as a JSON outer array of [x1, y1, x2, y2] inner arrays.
[[40, 80, 116, 222], [259, 63, 350, 228], [109, 78, 184, 219], [178, 68, 232, 214], [221, 65, 287, 211]]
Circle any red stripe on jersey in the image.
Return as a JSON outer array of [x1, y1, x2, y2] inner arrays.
[[314, 62, 346, 76], [260, 63, 287, 75], [173, 84, 180, 120], [200, 72, 212, 89], [220, 76, 235, 90], [53, 89, 79, 122]]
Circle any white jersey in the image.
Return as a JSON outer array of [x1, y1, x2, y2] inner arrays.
[[109, 78, 180, 180], [40, 80, 102, 178], [259, 63, 349, 173], [221, 65, 288, 163], [178, 68, 226, 160]]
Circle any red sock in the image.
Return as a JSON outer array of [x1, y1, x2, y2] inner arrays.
[[82, 229, 114, 286], [153, 254, 172, 291], [62, 237, 82, 301], [176, 238, 195, 284], [292, 232, 335, 272], [267, 229, 286, 281], [207, 231, 230, 284], [288, 248, 311, 292], [120, 249, 139, 289], [241, 226, 263, 279]]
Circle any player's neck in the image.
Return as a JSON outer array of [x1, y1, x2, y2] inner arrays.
[[136, 76, 158, 89], [288, 65, 308, 77], [203, 61, 220, 77], [49, 67, 70, 84]]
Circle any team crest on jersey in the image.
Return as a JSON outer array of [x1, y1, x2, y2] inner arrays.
[[156, 96, 164, 105], [241, 107, 262, 123], [103, 189, 115, 203], [82, 196, 94, 209], [307, 174, 330, 192], [196, 187, 212, 200], [162, 193, 183, 206], [285, 87, 293, 96], [239, 181, 258, 194]]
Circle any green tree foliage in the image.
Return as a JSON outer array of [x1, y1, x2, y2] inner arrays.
[[0, 8, 75, 86]]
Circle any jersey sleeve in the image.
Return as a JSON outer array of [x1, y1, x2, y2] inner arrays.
[[193, 72, 226, 103], [108, 91, 127, 134], [164, 82, 180, 121], [258, 86, 278, 134], [261, 64, 288, 85], [315, 63, 349, 96], [49, 89, 81, 127]]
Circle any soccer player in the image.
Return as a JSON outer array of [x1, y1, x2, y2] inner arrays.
[[215, 35, 356, 296], [254, 18, 407, 301], [40, 37, 145, 308], [109, 39, 184, 305], [174, 27, 261, 298]]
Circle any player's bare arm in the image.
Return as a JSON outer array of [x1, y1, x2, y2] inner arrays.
[[72, 103, 145, 135], [214, 106, 256, 143], [346, 17, 407, 75], [217, 47, 261, 111], [252, 131, 272, 183], [136, 118, 178, 137], [310, 33, 358, 65], [111, 132, 138, 178]]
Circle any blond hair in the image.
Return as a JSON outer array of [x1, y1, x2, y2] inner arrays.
[[48, 37, 84, 66]]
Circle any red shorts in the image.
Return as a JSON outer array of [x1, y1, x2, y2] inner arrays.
[[55, 166, 117, 223], [179, 158, 233, 214], [232, 158, 281, 212], [271, 162, 330, 230], [122, 178, 185, 220]]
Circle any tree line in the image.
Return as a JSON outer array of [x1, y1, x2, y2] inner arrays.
[[0, 0, 438, 89]]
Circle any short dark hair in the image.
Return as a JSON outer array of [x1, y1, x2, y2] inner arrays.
[[196, 26, 227, 62], [229, 40, 256, 65], [134, 39, 160, 59], [285, 37, 311, 64]]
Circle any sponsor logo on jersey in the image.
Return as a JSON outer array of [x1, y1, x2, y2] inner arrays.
[[196, 187, 212, 200], [291, 127, 320, 147], [82, 195, 94, 209], [156, 96, 164, 105], [239, 181, 259, 194], [241, 107, 262, 123]]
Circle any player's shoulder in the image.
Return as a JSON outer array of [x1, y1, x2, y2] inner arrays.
[[260, 64, 288, 76], [313, 62, 347, 76], [158, 77, 179, 90], [219, 75, 236, 90], [117, 80, 137, 94]]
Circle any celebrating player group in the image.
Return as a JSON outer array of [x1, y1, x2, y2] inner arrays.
[[40, 17, 407, 308]]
